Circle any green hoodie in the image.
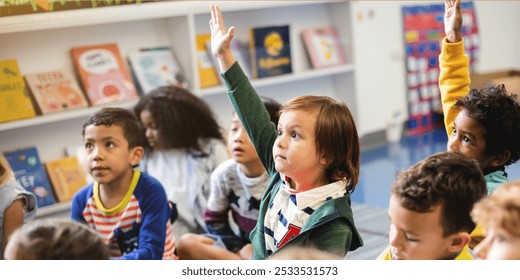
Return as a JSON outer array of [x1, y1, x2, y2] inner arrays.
[[221, 62, 363, 259]]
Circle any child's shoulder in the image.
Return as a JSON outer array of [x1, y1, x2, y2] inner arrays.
[[134, 171, 168, 198], [213, 158, 237, 174]]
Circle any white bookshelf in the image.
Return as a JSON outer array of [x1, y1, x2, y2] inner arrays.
[[0, 1, 356, 218]]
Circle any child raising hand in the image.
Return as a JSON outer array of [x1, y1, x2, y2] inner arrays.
[[209, 4, 363, 259]]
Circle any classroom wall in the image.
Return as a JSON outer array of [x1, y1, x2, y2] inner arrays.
[[351, 1, 520, 137]]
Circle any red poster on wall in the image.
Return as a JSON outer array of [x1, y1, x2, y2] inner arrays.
[[402, 2, 479, 135]]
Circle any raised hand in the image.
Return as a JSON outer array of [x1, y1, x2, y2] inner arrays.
[[444, 0, 462, 43], [209, 4, 237, 73]]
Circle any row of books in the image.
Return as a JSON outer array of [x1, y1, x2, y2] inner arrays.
[[197, 25, 348, 88], [0, 24, 346, 124], [3, 147, 89, 208], [0, 43, 188, 123]]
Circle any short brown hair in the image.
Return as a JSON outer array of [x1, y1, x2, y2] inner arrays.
[[9, 219, 110, 260], [391, 151, 487, 236], [280, 95, 360, 192], [472, 181, 520, 237], [82, 107, 145, 149]]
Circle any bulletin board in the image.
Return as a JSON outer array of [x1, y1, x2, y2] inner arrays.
[[402, 2, 479, 135]]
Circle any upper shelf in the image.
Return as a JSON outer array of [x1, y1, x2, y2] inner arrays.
[[0, 64, 353, 132], [0, 1, 323, 34]]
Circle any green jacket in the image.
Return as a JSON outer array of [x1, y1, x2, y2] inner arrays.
[[221, 62, 363, 260]]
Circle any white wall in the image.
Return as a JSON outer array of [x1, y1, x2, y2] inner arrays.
[[351, 1, 520, 137]]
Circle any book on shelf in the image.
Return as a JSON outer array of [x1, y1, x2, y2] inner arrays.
[[3, 147, 57, 208], [24, 69, 89, 115], [205, 38, 252, 81], [127, 46, 189, 95], [70, 43, 138, 105], [196, 33, 221, 88], [0, 59, 37, 123], [44, 156, 88, 203], [301, 26, 347, 69], [249, 25, 292, 79]]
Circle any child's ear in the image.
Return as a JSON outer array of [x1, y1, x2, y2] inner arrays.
[[490, 150, 510, 167], [319, 153, 329, 167], [129, 146, 144, 167], [448, 232, 471, 253]]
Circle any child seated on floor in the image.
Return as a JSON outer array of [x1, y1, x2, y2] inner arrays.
[[0, 154, 37, 260], [4, 219, 110, 260], [471, 180, 520, 260], [378, 151, 487, 260], [134, 86, 228, 239], [209, 4, 363, 259], [176, 96, 281, 260], [441, 0, 520, 193], [440, 0, 520, 248], [71, 108, 175, 260]]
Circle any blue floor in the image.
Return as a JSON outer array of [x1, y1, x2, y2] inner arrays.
[[352, 127, 520, 208]]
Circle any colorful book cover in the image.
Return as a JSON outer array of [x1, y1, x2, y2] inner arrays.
[[249, 25, 292, 79], [301, 26, 347, 69], [3, 147, 57, 208], [44, 156, 87, 202], [70, 43, 138, 105], [196, 33, 220, 88], [0, 59, 37, 123], [127, 47, 189, 95], [207, 39, 252, 79], [24, 69, 89, 114]]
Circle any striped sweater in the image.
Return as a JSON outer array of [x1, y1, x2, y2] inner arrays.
[[71, 171, 175, 260]]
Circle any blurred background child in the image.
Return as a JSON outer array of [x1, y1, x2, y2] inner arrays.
[[134, 86, 228, 239], [176, 96, 281, 260], [4, 219, 110, 260], [472, 180, 520, 260], [0, 154, 37, 259]]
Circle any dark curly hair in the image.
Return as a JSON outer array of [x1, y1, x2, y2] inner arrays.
[[454, 84, 520, 166], [392, 151, 487, 237], [134, 86, 224, 151]]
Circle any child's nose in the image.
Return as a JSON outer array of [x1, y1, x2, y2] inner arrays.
[[447, 138, 459, 152], [92, 146, 103, 160], [474, 235, 491, 260], [388, 225, 402, 249]]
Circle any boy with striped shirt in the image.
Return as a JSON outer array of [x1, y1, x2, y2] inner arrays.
[[72, 108, 175, 260]]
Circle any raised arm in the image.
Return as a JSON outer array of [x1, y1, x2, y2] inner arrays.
[[444, 0, 462, 43], [439, 0, 470, 137], [210, 4, 236, 73]]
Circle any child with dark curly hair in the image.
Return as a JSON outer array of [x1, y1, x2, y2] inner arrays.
[[440, 0, 520, 193], [440, 0, 520, 249], [134, 86, 228, 239], [377, 151, 487, 260]]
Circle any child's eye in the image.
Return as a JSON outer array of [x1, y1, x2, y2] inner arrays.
[[106, 142, 115, 148], [462, 136, 471, 143], [85, 143, 93, 150], [451, 127, 457, 134], [277, 129, 283, 136], [404, 234, 419, 242], [291, 132, 299, 138], [496, 234, 506, 243]]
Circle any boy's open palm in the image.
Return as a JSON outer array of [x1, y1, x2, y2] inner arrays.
[[209, 4, 235, 58], [444, 0, 462, 43]]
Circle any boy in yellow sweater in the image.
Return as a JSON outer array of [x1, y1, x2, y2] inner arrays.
[[440, 0, 520, 193], [439, 0, 520, 248]]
